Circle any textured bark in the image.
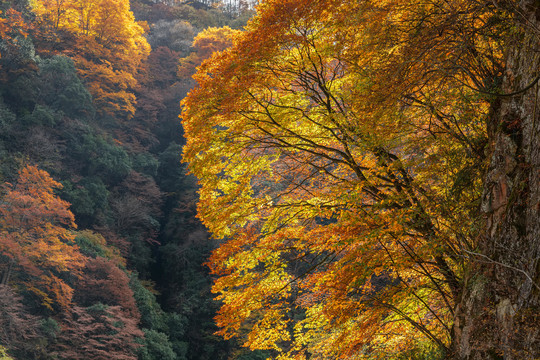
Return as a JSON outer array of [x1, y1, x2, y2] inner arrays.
[[451, 1, 540, 359]]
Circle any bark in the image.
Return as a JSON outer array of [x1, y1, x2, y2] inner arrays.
[[451, 1, 540, 359]]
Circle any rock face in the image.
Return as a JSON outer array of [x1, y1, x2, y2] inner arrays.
[[451, 1, 540, 358]]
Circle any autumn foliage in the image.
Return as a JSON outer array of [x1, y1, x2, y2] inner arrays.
[[54, 304, 143, 360], [0, 8, 28, 59], [0, 165, 85, 310], [0, 166, 144, 357], [75, 257, 139, 317], [31, 0, 150, 117], [181, 0, 512, 358], [4, 0, 534, 357], [0, 1, 260, 359], [0, 285, 39, 351], [178, 26, 239, 78]]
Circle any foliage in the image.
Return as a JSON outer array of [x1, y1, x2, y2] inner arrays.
[[54, 304, 143, 360], [75, 257, 139, 317], [128, 45, 186, 151], [138, 329, 178, 360], [0, 346, 13, 360], [0, 1, 265, 359], [159, 237, 231, 360], [0, 285, 39, 352], [181, 0, 510, 358], [171, 4, 234, 29], [0, 8, 28, 63], [165, 313, 190, 360], [31, 0, 150, 117], [61, 178, 110, 227], [68, 131, 132, 183], [113, 171, 162, 237], [230, 348, 271, 360], [130, 274, 168, 332], [0, 165, 86, 310], [148, 20, 195, 55], [35, 56, 94, 120], [74, 230, 124, 264], [132, 153, 160, 177], [178, 26, 239, 78], [40, 317, 61, 341]]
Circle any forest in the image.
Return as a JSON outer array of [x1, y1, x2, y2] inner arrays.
[[0, 0, 265, 359], [0, 0, 539, 359]]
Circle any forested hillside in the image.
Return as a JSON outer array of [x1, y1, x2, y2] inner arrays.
[[0, 0, 264, 359], [1, 0, 539, 359]]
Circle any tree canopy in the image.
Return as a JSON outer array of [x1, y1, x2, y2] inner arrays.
[[181, 0, 517, 358], [32, 0, 151, 117], [0, 165, 85, 310]]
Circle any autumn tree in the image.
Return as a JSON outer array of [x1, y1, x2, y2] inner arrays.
[[0, 285, 39, 353], [75, 257, 139, 318], [180, 0, 535, 358], [126, 45, 190, 150], [0, 165, 85, 310], [31, 0, 150, 117], [112, 171, 162, 238], [0, 8, 28, 62], [74, 230, 125, 265], [0, 6, 35, 88], [148, 20, 195, 55], [54, 304, 143, 360], [178, 26, 239, 79]]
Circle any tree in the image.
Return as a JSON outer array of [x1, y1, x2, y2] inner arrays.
[[0, 8, 28, 62], [147, 20, 195, 55], [31, 0, 150, 117], [0, 285, 39, 352], [34, 55, 94, 120], [75, 257, 139, 318], [127, 46, 186, 150], [54, 304, 143, 360], [110, 171, 163, 275], [0, 165, 86, 310], [181, 0, 535, 358], [74, 230, 125, 265], [452, 1, 540, 358], [0, 6, 36, 95], [138, 329, 177, 360], [177, 26, 239, 79]]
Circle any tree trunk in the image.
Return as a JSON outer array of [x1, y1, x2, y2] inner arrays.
[[0, 259, 14, 286], [451, 1, 540, 359]]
